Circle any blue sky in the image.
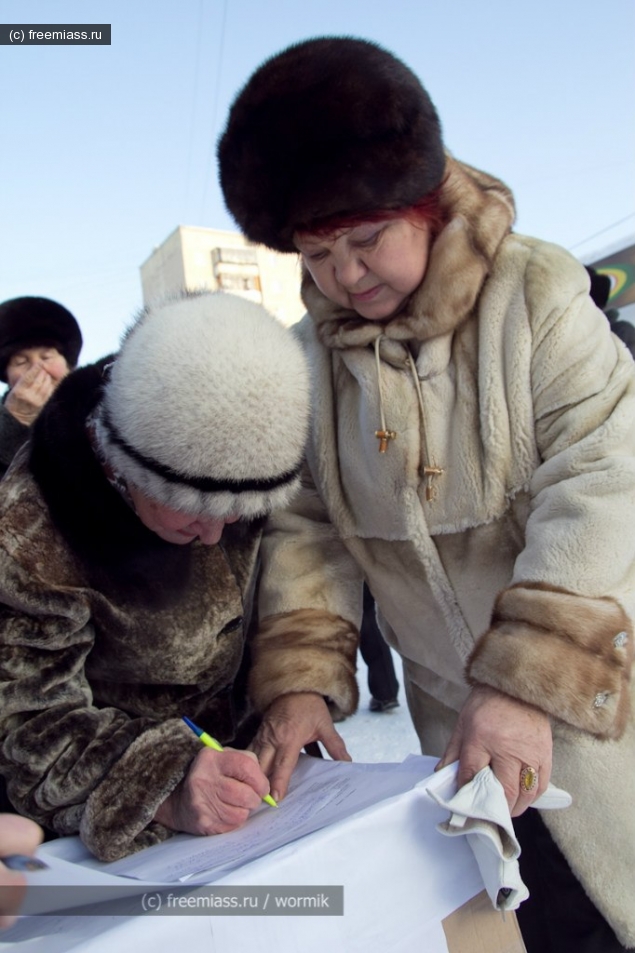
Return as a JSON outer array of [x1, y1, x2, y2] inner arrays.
[[2, 0, 634, 362]]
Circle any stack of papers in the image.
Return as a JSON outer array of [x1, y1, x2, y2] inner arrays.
[[4, 757, 499, 953], [15, 755, 440, 918], [92, 754, 438, 883]]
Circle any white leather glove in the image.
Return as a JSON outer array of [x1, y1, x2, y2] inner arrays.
[[427, 764, 571, 911]]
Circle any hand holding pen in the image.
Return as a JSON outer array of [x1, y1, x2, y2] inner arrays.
[[154, 718, 276, 837], [182, 717, 277, 807]]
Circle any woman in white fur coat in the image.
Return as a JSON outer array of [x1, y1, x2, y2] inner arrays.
[[218, 37, 635, 951]]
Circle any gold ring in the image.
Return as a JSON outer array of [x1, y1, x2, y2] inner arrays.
[[520, 765, 538, 793]]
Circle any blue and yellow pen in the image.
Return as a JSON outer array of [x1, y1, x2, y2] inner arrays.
[[182, 716, 277, 808]]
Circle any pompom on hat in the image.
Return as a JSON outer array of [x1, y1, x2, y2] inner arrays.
[[218, 36, 446, 252], [93, 292, 310, 520], [0, 296, 83, 383]]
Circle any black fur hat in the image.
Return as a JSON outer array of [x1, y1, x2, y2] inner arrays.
[[0, 296, 83, 382], [218, 36, 445, 252]]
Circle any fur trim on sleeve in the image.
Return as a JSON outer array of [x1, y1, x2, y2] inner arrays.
[[467, 583, 633, 739], [248, 609, 359, 719], [80, 720, 200, 861]]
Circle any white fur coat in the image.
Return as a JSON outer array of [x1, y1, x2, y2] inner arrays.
[[250, 158, 635, 945]]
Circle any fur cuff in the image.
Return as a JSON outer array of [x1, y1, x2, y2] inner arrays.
[[249, 609, 359, 719], [80, 720, 200, 861], [468, 584, 633, 739]]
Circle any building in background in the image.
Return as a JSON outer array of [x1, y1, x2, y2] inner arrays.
[[142, 227, 635, 332], [140, 225, 305, 326]]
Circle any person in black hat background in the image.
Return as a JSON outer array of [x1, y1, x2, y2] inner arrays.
[[0, 296, 83, 478], [0, 290, 324, 862], [218, 37, 635, 952], [586, 266, 635, 360], [609, 313, 635, 356]]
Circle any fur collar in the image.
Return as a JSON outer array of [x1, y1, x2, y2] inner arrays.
[[301, 157, 515, 361], [28, 360, 194, 604]]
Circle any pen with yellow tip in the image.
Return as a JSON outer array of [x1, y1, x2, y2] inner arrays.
[[182, 716, 278, 807]]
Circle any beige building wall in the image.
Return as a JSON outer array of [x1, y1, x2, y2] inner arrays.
[[140, 225, 305, 326]]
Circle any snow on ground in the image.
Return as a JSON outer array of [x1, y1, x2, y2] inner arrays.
[[334, 650, 422, 764]]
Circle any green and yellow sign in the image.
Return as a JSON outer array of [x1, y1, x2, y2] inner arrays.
[[591, 243, 635, 309]]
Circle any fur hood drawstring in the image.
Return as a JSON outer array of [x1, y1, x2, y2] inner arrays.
[[373, 334, 444, 501], [373, 334, 396, 454]]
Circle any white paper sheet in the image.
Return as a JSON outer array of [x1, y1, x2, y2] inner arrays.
[[204, 776, 481, 953], [0, 912, 214, 953], [14, 854, 168, 917], [104, 754, 436, 883], [0, 758, 486, 953]]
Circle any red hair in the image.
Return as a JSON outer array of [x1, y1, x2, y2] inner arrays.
[[296, 180, 448, 242]]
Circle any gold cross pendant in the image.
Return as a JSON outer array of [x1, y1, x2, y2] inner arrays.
[[375, 429, 397, 453], [423, 465, 444, 501]]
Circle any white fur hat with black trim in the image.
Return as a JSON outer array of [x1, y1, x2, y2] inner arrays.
[[93, 292, 310, 519]]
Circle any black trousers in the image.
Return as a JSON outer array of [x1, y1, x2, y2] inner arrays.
[[359, 584, 399, 702], [514, 809, 627, 953]]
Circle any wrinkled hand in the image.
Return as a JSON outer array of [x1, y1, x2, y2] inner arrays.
[[0, 814, 43, 929], [5, 366, 56, 426], [437, 686, 553, 816], [250, 692, 351, 802], [154, 747, 271, 836]]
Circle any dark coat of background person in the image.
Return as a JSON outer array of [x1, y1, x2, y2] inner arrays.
[[586, 266, 635, 359]]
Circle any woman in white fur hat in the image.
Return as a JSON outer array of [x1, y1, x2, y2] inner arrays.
[[218, 37, 635, 951], [0, 291, 318, 862]]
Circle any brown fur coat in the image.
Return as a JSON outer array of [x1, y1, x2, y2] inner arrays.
[[0, 362, 262, 861]]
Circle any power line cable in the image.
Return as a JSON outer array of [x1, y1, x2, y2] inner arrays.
[[200, 0, 228, 220], [183, 0, 206, 218], [568, 213, 635, 252]]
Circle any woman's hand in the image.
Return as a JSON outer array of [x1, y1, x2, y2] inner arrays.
[[250, 692, 351, 802], [0, 814, 43, 928], [5, 366, 56, 426], [437, 685, 553, 816], [154, 747, 271, 835]]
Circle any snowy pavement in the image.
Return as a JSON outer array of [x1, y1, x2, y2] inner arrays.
[[334, 649, 422, 764]]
